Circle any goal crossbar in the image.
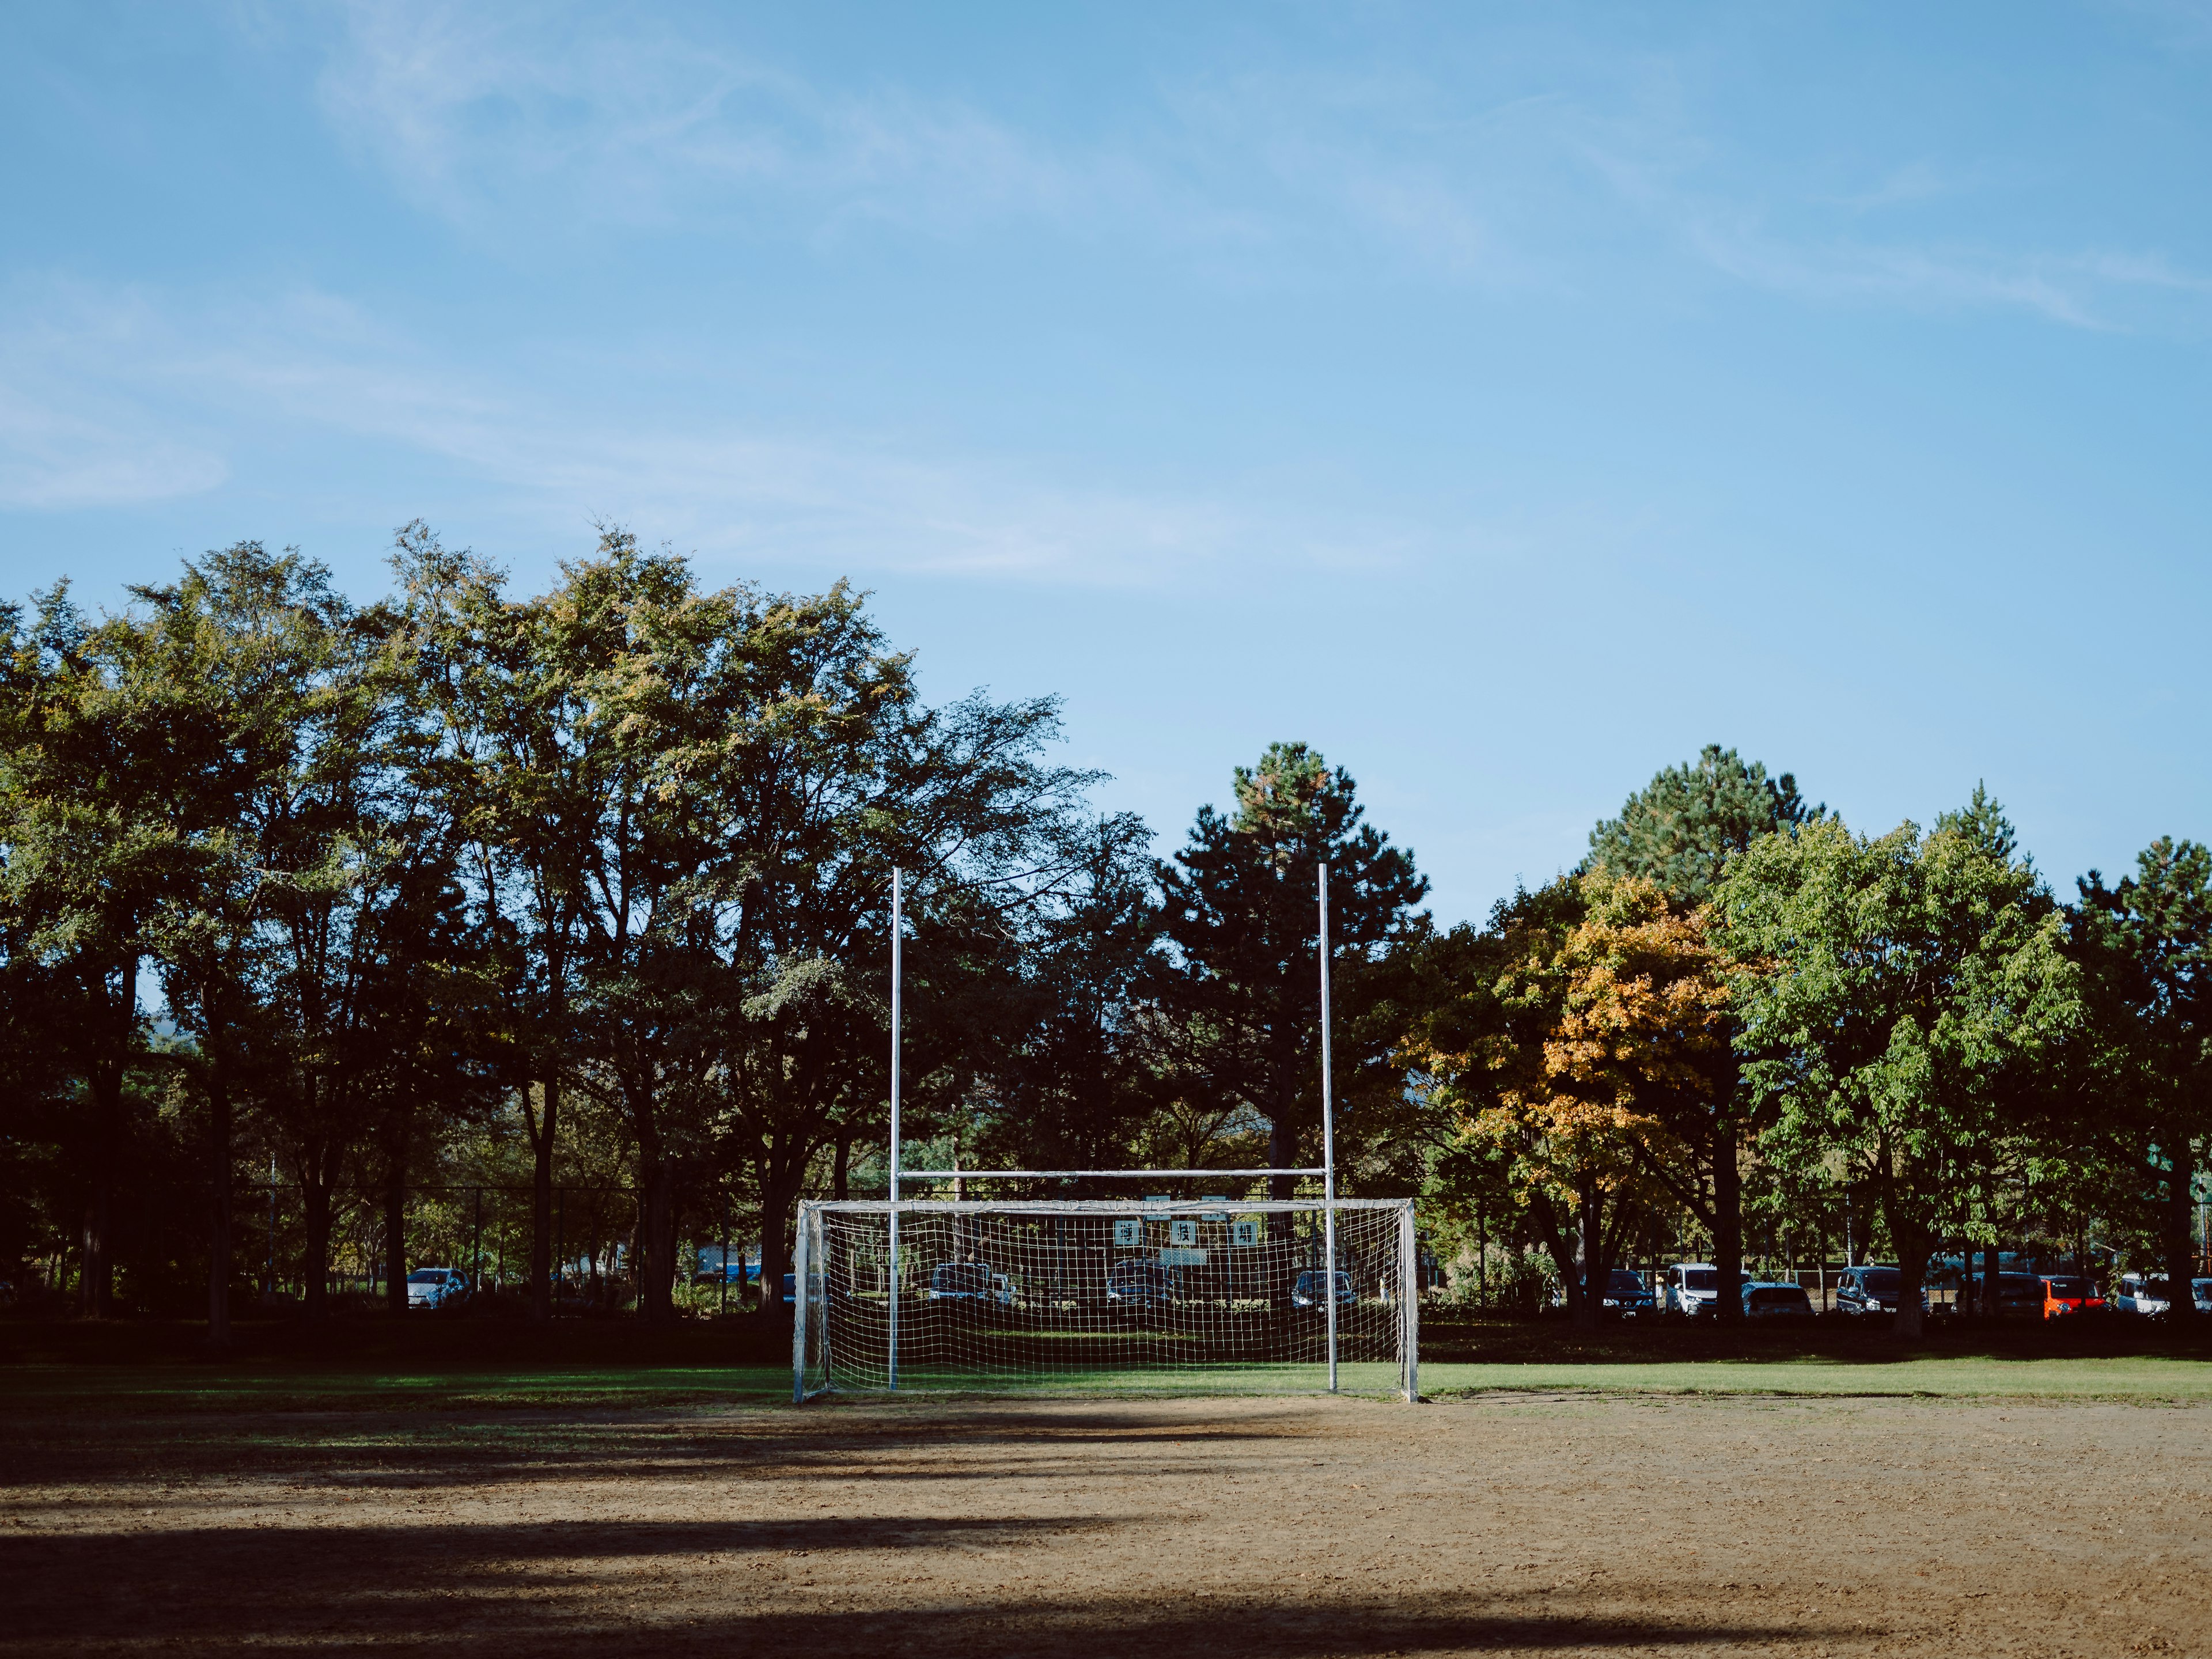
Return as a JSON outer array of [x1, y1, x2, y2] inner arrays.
[[794, 1196, 1418, 1404], [896, 1168, 1326, 1181]]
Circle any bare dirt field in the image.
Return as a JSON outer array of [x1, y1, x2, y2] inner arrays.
[[4, 1386, 2210, 1657]]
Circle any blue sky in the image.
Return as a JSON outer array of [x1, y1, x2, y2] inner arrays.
[[4, 3, 2208, 923]]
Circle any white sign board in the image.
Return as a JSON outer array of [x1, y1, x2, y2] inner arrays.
[[1112, 1218, 1143, 1246], [1230, 1218, 1261, 1248], [1169, 1218, 1198, 1246]]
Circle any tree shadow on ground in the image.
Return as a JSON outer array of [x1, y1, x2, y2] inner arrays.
[[0, 1402, 1326, 1490], [0, 1514, 1865, 1658]]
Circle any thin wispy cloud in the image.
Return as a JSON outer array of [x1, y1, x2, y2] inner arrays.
[[0, 277, 1424, 586], [315, 1, 1089, 240], [303, 4, 2212, 334], [1576, 118, 2212, 332]]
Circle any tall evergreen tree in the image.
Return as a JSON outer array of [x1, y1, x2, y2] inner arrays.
[[1589, 744, 1818, 903], [1157, 743, 1427, 1198]]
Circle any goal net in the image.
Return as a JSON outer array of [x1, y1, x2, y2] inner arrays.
[[793, 1197, 1417, 1401]]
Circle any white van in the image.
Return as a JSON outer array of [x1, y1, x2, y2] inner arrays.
[[1665, 1262, 1722, 1316], [2113, 1272, 2171, 1316]]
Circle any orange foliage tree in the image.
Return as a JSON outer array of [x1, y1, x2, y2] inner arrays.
[[1408, 870, 1732, 1327]]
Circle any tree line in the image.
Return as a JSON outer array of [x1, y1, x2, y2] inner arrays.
[[1, 531, 2203, 1338], [0, 528, 1427, 1334], [1412, 753, 2210, 1334]]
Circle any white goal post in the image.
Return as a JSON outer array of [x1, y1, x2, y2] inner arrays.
[[793, 1195, 1418, 1402]]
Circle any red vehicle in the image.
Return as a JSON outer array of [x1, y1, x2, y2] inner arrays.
[[2041, 1275, 2104, 1318]]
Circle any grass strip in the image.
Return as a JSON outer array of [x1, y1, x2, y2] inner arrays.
[[1416, 1356, 2212, 1402]]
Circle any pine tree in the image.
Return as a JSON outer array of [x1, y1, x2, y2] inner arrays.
[[1589, 744, 1817, 904], [1156, 743, 1427, 1196]]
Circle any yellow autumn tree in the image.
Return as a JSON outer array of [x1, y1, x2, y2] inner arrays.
[[1408, 869, 1731, 1327]]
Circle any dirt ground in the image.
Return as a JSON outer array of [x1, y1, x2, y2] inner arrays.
[[3, 1388, 2210, 1657]]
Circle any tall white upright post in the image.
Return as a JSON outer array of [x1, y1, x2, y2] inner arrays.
[[1319, 862, 1337, 1393], [887, 866, 902, 1392]]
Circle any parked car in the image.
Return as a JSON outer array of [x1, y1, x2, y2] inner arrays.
[[1834, 1266, 1926, 1319], [929, 1262, 1014, 1307], [1959, 1272, 2047, 1317], [2113, 1272, 2172, 1316], [406, 1267, 469, 1309], [780, 1271, 796, 1307], [1664, 1263, 1724, 1316], [1107, 1258, 1180, 1315], [2040, 1275, 2104, 1318], [692, 1262, 752, 1285], [1288, 1269, 1356, 1312], [1741, 1281, 1815, 1318], [1603, 1268, 1656, 1318], [2194, 1279, 2212, 1315]]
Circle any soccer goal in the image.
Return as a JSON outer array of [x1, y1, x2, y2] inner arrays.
[[793, 1194, 1418, 1401]]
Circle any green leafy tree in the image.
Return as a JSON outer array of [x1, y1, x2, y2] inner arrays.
[[396, 523, 592, 1319], [0, 587, 178, 1317], [1158, 743, 1429, 1198], [967, 816, 1164, 1186], [2073, 838, 2212, 1322], [132, 544, 484, 1321], [1714, 791, 2081, 1336]]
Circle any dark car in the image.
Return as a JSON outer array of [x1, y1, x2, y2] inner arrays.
[[1107, 1259, 1179, 1315], [1977, 1272, 2046, 1317], [1602, 1268, 1656, 1318], [1835, 1266, 1926, 1318], [1288, 1269, 1355, 1312], [1742, 1281, 1815, 1318]]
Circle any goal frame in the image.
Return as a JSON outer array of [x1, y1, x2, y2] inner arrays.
[[792, 1194, 1419, 1404]]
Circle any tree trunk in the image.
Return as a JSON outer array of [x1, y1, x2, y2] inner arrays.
[[1888, 1207, 1930, 1340], [2164, 1135, 2196, 1327], [637, 1152, 677, 1321], [206, 1066, 233, 1346], [527, 1075, 558, 1320], [301, 1171, 333, 1320], [78, 1055, 126, 1319], [1268, 1112, 1298, 1202], [383, 1151, 407, 1316], [756, 1136, 808, 1323], [1522, 1194, 1581, 1324], [1711, 1124, 1744, 1323], [1568, 1187, 1611, 1331], [832, 1129, 851, 1202], [1982, 1236, 2001, 1321]]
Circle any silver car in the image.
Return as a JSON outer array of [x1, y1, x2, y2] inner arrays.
[[2113, 1272, 2172, 1316], [1665, 1263, 1722, 1316], [406, 1267, 468, 1308]]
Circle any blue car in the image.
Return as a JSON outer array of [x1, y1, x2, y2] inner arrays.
[[1287, 1269, 1355, 1311]]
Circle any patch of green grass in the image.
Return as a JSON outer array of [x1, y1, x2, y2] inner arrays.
[[0, 1362, 796, 1415], [1417, 1355, 2212, 1402], [6, 1353, 2206, 1417]]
